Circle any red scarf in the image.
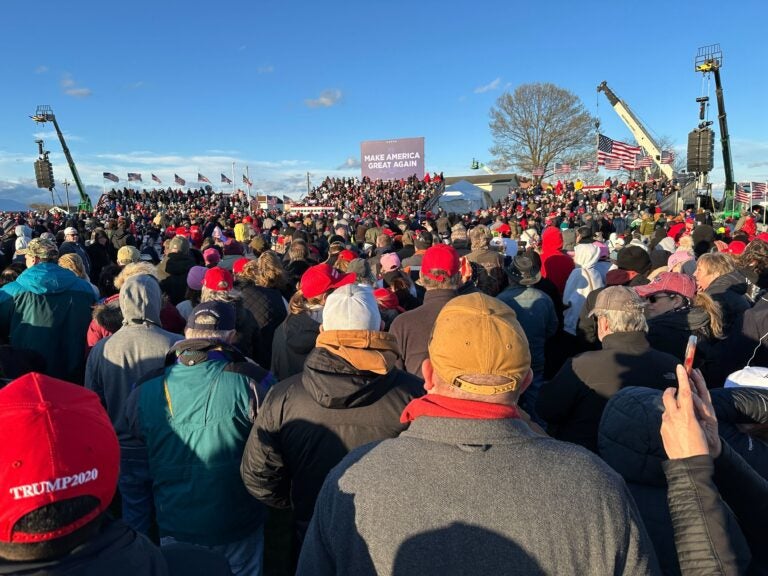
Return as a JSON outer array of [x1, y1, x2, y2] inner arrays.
[[400, 395, 520, 424]]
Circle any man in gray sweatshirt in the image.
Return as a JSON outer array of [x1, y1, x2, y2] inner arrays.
[[85, 272, 183, 535], [297, 292, 660, 575]]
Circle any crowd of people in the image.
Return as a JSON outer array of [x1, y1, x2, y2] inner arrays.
[[0, 174, 766, 575]]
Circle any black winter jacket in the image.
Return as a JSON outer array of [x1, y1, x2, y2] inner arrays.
[[0, 517, 232, 575], [238, 282, 287, 370], [240, 346, 423, 538], [706, 271, 751, 336], [270, 311, 321, 381], [710, 296, 768, 385], [663, 455, 750, 576], [157, 253, 196, 305], [538, 331, 679, 452]]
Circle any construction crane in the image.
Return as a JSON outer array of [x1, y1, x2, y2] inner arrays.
[[597, 81, 674, 180], [695, 44, 735, 199], [30, 105, 92, 212]]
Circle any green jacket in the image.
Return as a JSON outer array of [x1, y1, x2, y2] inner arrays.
[[126, 340, 273, 545], [0, 262, 96, 383]]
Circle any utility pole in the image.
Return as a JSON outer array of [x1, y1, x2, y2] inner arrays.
[[63, 179, 71, 213]]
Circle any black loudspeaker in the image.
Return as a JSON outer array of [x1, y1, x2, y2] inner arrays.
[[34, 159, 54, 189], [686, 129, 714, 173]]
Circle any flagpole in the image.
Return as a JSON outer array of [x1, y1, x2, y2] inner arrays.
[[246, 165, 252, 211]]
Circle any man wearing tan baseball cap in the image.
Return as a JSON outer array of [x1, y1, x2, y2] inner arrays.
[[297, 292, 658, 575]]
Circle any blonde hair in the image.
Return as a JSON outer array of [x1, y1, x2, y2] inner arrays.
[[288, 289, 325, 315], [693, 291, 724, 339], [114, 262, 158, 291], [58, 253, 88, 279], [697, 252, 735, 278], [245, 251, 291, 291]]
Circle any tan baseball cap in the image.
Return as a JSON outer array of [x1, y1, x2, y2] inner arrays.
[[428, 292, 530, 395], [16, 238, 59, 260], [588, 286, 646, 317]]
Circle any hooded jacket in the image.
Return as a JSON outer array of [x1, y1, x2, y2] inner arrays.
[[0, 263, 95, 383], [241, 330, 423, 538], [562, 243, 604, 335], [85, 275, 183, 446], [645, 306, 719, 379], [540, 227, 574, 297]]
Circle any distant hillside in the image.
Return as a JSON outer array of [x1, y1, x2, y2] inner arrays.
[[0, 197, 29, 212]]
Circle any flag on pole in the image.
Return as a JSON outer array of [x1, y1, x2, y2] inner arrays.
[[604, 157, 623, 170], [175, 174, 186, 186], [735, 183, 750, 204], [151, 174, 161, 184], [579, 161, 595, 171], [127, 173, 142, 182], [243, 174, 252, 187], [597, 134, 641, 165], [661, 150, 676, 165], [634, 155, 653, 168], [103, 172, 119, 182], [532, 167, 545, 177], [221, 173, 232, 184], [554, 163, 571, 175], [751, 182, 767, 201], [198, 173, 210, 183]]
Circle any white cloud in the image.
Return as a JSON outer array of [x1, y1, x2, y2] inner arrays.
[[257, 65, 274, 74], [336, 157, 360, 170], [474, 77, 501, 94], [33, 130, 83, 142], [129, 81, 144, 89], [305, 89, 342, 108], [61, 73, 92, 98], [34, 65, 48, 74]]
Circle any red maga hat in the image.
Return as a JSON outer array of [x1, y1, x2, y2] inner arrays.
[[301, 264, 356, 299]]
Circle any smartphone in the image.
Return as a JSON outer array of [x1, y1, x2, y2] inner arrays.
[[684, 335, 697, 376]]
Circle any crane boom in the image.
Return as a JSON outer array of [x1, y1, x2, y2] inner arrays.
[[30, 105, 92, 212], [597, 82, 674, 180]]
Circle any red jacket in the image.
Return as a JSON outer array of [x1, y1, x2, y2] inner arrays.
[[540, 227, 574, 297]]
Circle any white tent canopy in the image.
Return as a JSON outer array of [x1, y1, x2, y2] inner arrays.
[[437, 180, 490, 214]]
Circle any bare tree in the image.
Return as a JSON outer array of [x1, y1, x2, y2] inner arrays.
[[489, 83, 596, 181]]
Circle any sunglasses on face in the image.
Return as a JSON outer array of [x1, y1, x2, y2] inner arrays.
[[648, 293, 673, 304]]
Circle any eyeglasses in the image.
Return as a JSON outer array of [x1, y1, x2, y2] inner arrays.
[[648, 294, 674, 304]]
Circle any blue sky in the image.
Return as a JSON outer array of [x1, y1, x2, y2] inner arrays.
[[1, 0, 767, 206]]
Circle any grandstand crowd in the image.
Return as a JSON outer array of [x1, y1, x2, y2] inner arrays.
[[0, 174, 766, 575]]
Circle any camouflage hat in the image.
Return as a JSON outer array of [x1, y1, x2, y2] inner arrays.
[[16, 238, 59, 260]]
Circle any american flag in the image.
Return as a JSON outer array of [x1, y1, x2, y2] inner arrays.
[[555, 163, 571, 175], [597, 134, 640, 165], [152, 174, 161, 184], [198, 173, 210, 183], [128, 173, 142, 182], [604, 157, 623, 170], [579, 161, 595, 171], [174, 174, 186, 186], [221, 173, 232, 184], [283, 195, 292, 204], [751, 182, 767, 201], [103, 172, 119, 182], [532, 166, 545, 177], [96, 194, 109, 210], [735, 183, 750, 204], [243, 174, 253, 187], [661, 150, 676, 165], [268, 196, 277, 208], [634, 155, 653, 168]]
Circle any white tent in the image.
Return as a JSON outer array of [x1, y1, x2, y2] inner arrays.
[[437, 180, 490, 214]]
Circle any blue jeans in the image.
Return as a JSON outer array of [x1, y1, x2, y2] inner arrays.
[[161, 525, 264, 576], [119, 447, 154, 536]]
